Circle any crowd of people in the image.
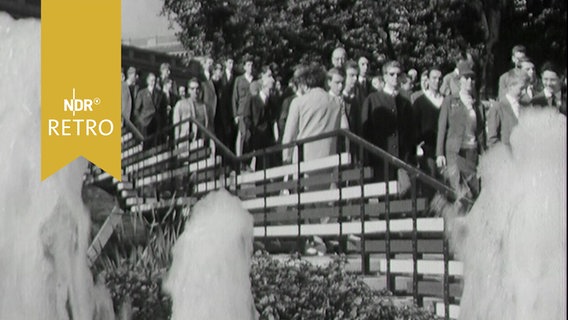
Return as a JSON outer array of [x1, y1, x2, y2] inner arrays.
[[121, 44, 567, 200]]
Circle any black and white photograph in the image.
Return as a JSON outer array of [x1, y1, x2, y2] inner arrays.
[[0, 0, 566, 319]]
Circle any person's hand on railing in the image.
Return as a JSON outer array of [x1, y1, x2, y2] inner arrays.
[[416, 141, 425, 157], [436, 155, 446, 168]]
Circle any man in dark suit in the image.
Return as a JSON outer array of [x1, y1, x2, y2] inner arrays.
[[531, 62, 566, 116], [214, 57, 237, 151], [125, 66, 139, 122], [357, 56, 371, 99], [133, 72, 167, 149], [233, 55, 255, 156], [361, 60, 416, 187], [488, 69, 530, 148], [343, 61, 365, 137], [413, 67, 444, 179], [157, 62, 178, 97], [201, 57, 218, 132], [242, 66, 277, 170]]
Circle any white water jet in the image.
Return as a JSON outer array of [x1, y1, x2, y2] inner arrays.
[[443, 108, 566, 319], [163, 189, 258, 320], [0, 13, 114, 319]]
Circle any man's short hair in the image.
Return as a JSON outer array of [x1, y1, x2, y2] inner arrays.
[[540, 61, 560, 76], [517, 56, 533, 65], [259, 65, 272, 77], [305, 63, 327, 89], [512, 45, 527, 56], [507, 69, 530, 89], [332, 47, 346, 56], [241, 54, 254, 64], [344, 60, 359, 72], [160, 63, 171, 71], [188, 77, 200, 87], [453, 50, 469, 65], [327, 67, 345, 82], [382, 60, 402, 75], [163, 77, 173, 85], [428, 66, 443, 77], [292, 64, 309, 87]]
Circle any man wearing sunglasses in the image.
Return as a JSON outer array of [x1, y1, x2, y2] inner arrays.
[[361, 60, 416, 194]]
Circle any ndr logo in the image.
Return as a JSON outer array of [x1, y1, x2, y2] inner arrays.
[[64, 88, 101, 116]]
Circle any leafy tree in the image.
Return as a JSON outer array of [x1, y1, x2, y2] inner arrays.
[[162, 0, 565, 96]]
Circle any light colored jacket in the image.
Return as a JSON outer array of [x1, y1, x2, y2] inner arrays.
[[281, 88, 344, 162]]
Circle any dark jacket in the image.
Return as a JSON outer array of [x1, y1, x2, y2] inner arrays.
[[362, 90, 416, 163], [531, 92, 566, 115]]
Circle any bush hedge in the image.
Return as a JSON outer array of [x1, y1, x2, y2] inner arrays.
[[96, 221, 435, 320]]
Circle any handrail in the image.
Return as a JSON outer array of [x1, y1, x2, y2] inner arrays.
[[122, 118, 145, 142], [127, 115, 472, 205]]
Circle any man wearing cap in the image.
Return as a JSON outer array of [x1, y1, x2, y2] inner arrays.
[[436, 63, 486, 198], [441, 51, 470, 97]]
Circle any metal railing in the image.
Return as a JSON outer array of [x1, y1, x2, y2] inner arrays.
[[119, 116, 469, 319]]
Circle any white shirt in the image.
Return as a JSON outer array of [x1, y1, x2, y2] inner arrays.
[[383, 86, 398, 97], [244, 74, 253, 83], [259, 90, 268, 104], [543, 88, 561, 107], [328, 91, 349, 129], [505, 94, 521, 119], [225, 69, 232, 81], [425, 89, 443, 108], [459, 92, 477, 149]]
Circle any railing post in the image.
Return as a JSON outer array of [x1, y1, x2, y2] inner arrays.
[[359, 143, 367, 274], [337, 141, 343, 254], [384, 161, 392, 293], [443, 220, 451, 320], [411, 174, 419, 306], [296, 142, 303, 252], [263, 149, 268, 241]]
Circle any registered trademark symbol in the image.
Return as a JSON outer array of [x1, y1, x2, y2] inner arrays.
[[93, 97, 101, 105]]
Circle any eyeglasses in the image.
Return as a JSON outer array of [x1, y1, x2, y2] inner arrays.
[[189, 87, 200, 90], [388, 72, 401, 77]]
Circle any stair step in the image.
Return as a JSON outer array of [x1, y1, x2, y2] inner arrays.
[[120, 189, 138, 198], [117, 181, 133, 190]]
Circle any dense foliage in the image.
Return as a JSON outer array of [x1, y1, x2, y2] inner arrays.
[[95, 217, 435, 320], [251, 252, 436, 320], [162, 0, 566, 95]]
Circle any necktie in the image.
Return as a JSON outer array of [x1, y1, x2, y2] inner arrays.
[[550, 94, 557, 107]]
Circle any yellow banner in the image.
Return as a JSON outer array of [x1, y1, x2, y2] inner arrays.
[[41, 0, 121, 181]]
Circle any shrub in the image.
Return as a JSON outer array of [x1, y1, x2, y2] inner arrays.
[[251, 252, 436, 320], [96, 216, 435, 320]]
